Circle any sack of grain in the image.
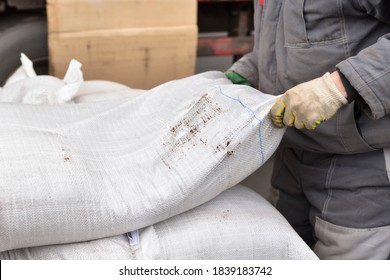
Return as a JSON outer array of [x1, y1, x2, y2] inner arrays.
[[0, 64, 285, 252], [0, 186, 316, 260], [0, 53, 83, 104]]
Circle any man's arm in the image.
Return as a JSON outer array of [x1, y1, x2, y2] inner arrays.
[[271, 7, 390, 129], [337, 33, 390, 119], [336, 0, 390, 118]]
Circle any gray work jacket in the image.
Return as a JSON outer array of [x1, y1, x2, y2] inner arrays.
[[229, 0, 390, 154]]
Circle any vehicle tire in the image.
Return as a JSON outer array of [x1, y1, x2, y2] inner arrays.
[[0, 12, 48, 86]]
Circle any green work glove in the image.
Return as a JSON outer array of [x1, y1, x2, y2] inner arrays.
[[225, 71, 253, 87], [270, 72, 348, 130]]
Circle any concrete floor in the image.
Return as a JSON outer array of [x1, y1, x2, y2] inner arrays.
[[195, 55, 274, 198]]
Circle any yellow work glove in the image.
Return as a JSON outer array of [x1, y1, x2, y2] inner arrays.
[[270, 72, 348, 130]]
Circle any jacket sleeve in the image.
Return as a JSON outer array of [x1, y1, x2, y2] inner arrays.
[[226, 51, 259, 89], [336, 0, 390, 119]]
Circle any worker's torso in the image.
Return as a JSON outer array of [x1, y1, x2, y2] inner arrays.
[[254, 0, 390, 95], [254, 0, 390, 153]]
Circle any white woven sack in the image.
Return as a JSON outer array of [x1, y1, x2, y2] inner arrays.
[[2, 54, 144, 104], [0, 71, 285, 252], [0, 54, 83, 104], [73, 80, 145, 103], [0, 186, 317, 260]]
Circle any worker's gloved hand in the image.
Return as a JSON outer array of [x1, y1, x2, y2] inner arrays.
[[225, 71, 253, 87], [270, 72, 348, 129]]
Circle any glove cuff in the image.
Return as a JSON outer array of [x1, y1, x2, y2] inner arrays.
[[322, 72, 348, 106]]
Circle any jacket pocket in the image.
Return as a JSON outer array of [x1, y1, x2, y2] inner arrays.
[[284, 102, 376, 154], [283, 0, 309, 48], [284, 0, 346, 48]]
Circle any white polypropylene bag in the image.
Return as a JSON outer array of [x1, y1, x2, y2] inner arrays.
[[0, 53, 83, 104], [0, 69, 285, 252], [74, 80, 145, 103], [0, 186, 317, 260], [1, 54, 144, 104]]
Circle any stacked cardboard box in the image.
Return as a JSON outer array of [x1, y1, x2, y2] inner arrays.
[[47, 0, 198, 89]]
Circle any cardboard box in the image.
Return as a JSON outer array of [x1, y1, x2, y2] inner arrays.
[[47, 0, 198, 89], [49, 26, 198, 89], [47, 0, 197, 32]]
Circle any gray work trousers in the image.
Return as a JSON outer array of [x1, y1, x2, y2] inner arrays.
[[269, 142, 390, 259]]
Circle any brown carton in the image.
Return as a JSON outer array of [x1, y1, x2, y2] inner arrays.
[[47, 0, 198, 89], [49, 26, 198, 89], [47, 0, 197, 32]]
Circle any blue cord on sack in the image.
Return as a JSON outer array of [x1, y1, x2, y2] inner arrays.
[[215, 86, 265, 163]]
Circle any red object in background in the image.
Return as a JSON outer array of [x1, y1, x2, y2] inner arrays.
[[259, 0, 264, 6], [197, 0, 254, 60], [197, 36, 254, 57]]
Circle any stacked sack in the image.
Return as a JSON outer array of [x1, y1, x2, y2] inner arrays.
[[1, 185, 317, 260], [0, 55, 317, 259]]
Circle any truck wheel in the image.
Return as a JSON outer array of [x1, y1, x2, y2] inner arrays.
[[0, 13, 48, 86]]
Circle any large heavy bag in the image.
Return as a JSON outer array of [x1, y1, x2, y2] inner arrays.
[[0, 186, 317, 260], [1, 54, 145, 104], [0, 71, 285, 252]]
